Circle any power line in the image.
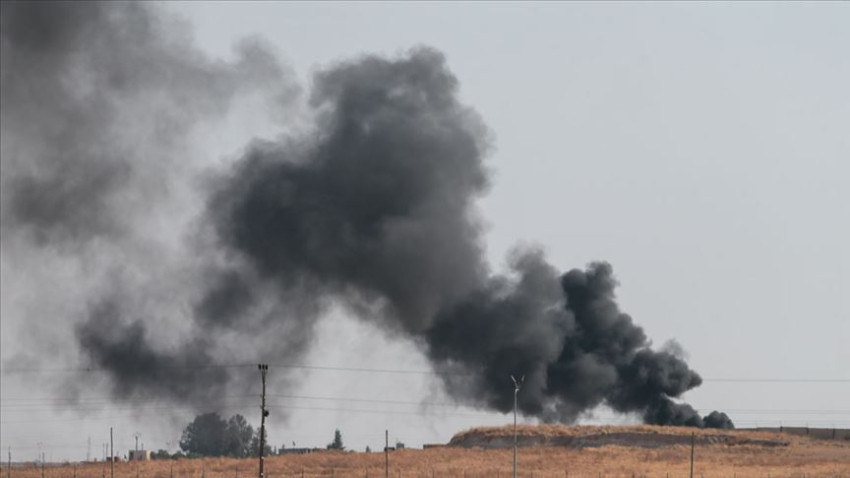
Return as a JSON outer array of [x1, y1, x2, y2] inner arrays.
[[0, 364, 254, 374], [0, 394, 460, 409], [0, 404, 506, 425], [3, 362, 848, 382], [4, 408, 848, 426], [703, 378, 850, 383], [3, 393, 849, 416]]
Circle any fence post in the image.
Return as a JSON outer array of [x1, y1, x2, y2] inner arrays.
[[689, 433, 695, 478]]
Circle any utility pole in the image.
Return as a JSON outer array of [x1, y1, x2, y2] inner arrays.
[[511, 375, 524, 478], [384, 430, 389, 478], [257, 364, 269, 478], [110, 427, 114, 478], [134, 434, 141, 453], [7, 446, 11, 478], [689, 432, 695, 478]]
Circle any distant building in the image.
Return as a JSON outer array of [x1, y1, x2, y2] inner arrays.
[[278, 448, 315, 455], [128, 450, 151, 461]]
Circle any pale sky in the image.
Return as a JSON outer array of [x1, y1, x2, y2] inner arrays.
[[2, 1, 848, 462]]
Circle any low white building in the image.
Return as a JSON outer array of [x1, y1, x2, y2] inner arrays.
[[128, 450, 151, 461]]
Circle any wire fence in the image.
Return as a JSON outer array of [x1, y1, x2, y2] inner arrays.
[[3, 465, 849, 478]]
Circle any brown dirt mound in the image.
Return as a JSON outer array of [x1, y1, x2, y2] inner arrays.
[[449, 424, 790, 449]]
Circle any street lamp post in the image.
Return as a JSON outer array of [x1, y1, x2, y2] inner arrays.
[[511, 375, 524, 478], [258, 364, 269, 478]]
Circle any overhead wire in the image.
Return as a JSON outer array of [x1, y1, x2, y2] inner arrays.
[[2, 394, 850, 416], [3, 362, 848, 382]]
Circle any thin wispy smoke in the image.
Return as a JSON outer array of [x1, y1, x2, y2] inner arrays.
[[1, 1, 731, 428]]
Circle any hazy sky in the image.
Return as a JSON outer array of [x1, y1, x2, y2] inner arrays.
[[2, 1, 848, 462]]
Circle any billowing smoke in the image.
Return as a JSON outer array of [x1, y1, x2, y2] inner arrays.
[[1, 0, 303, 407], [1, 2, 731, 428], [428, 258, 724, 427], [203, 50, 731, 428]]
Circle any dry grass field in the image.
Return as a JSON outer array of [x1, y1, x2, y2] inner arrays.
[[6, 426, 849, 478]]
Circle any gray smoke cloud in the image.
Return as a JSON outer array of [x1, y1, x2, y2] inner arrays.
[[1, 1, 291, 246], [0, 0, 303, 407], [1, 2, 731, 428]]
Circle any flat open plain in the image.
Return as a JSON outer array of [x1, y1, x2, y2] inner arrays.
[[6, 426, 849, 478]]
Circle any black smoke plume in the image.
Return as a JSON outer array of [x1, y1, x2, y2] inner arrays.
[[205, 50, 731, 428], [1, 2, 731, 428]]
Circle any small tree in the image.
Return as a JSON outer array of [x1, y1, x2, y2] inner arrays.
[[327, 429, 344, 450], [224, 414, 254, 458], [152, 450, 171, 460], [250, 428, 272, 457], [180, 412, 227, 456]]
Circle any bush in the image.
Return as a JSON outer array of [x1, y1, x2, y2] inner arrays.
[[152, 450, 171, 460], [327, 429, 344, 450]]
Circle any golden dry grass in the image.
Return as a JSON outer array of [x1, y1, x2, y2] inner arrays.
[[6, 426, 849, 478]]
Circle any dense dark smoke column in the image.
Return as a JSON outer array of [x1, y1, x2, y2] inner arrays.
[[209, 48, 731, 428], [428, 259, 732, 428], [208, 47, 491, 334]]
